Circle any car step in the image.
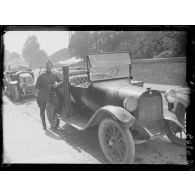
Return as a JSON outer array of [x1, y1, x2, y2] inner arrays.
[[59, 114, 90, 131], [134, 133, 165, 144]]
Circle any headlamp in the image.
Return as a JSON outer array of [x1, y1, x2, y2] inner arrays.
[[165, 89, 177, 103], [123, 97, 137, 112]]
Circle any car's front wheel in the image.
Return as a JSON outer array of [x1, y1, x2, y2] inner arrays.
[[46, 102, 60, 129], [166, 120, 186, 147], [98, 118, 135, 164]]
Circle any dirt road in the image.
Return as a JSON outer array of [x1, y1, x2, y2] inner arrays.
[[3, 95, 187, 164]]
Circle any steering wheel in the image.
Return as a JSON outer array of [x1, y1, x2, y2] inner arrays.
[[102, 67, 119, 78]]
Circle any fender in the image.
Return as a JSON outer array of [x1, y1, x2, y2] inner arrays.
[[10, 81, 18, 85], [82, 105, 135, 130], [175, 94, 190, 108], [164, 112, 185, 129]]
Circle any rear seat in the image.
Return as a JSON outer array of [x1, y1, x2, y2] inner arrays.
[[69, 74, 88, 86], [69, 70, 87, 77]]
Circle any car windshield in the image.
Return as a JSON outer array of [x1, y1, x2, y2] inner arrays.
[[20, 74, 34, 85], [88, 53, 131, 81], [25, 76, 34, 85]]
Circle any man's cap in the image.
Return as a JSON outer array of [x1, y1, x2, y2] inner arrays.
[[46, 60, 53, 66]]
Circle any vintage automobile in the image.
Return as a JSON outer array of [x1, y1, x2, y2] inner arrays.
[[46, 52, 187, 164], [164, 87, 190, 146], [4, 69, 36, 101]]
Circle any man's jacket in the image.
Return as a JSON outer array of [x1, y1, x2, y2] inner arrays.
[[35, 71, 61, 102]]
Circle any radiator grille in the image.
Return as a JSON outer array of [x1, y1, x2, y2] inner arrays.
[[138, 92, 163, 122]]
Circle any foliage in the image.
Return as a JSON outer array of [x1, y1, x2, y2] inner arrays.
[[4, 50, 21, 62], [9, 51, 21, 60], [68, 31, 187, 60], [49, 48, 70, 62], [68, 31, 90, 60], [4, 50, 22, 69], [22, 35, 48, 68]]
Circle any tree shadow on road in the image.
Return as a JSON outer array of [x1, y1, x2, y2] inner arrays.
[[50, 124, 108, 164], [51, 123, 187, 164], [44, 129, 64, 141]]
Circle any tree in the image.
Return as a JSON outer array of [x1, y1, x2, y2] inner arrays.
[[9, 52, 21, 60], [22, 35, 48, 68], [4, 50, 22, 69], [68, 31, 186, 60], [68, 31, 90, 60]]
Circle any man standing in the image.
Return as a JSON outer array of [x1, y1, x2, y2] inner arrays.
[[35, 61, 62, 130]]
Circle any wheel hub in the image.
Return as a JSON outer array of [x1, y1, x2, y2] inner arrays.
[[98, 118, 135, 164], [108, 140, 114, 146]]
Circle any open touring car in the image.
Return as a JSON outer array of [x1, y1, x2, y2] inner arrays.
[[46, 52, 189, 164]]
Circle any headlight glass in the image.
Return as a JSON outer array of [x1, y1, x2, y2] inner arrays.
[[123, 97, 137, 112], [165, 89, 177, 103]]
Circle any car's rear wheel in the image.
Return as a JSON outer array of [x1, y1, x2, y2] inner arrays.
[[166, 120, 186, 147], [46, 102, 60, 129], [6, 84, 11, 97], [12, 85, 19, 102], [5, 86, 9, 96], [98, 118, 135, 164]]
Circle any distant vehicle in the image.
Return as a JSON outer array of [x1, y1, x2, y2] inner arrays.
[[46, 52, 187, 164], [4, 69, 36, 101]]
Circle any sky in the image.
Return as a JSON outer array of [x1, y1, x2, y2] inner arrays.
[[4, 31, 70, 56]]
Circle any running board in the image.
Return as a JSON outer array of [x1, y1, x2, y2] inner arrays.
[[59, 113, 90, 131], [134, 133, 165, 144]]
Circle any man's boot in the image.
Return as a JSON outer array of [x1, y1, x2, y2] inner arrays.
[[40, 112, 47, 130]]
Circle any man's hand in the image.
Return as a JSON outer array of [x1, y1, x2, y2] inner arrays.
[[53, 83, 58, 88]]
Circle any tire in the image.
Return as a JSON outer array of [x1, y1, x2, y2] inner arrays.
[[98, 118, 135, 164], [46, 102, 60, 129], [7, 84, 12, 98], [166, 120, 186, 147], [12, 85, 19, 102], [4, 86, 8, 95]]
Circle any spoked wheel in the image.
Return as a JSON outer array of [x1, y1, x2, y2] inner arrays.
[[6, 85, 12, 98], [166, 120, 186, 147], [5, 86, 9, 96], [12, 85, 19, 102], [98, 118, 135, 164], [46, 102, 60, 129]]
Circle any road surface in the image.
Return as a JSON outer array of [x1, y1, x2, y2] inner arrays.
[[3, 94, 187, 164]]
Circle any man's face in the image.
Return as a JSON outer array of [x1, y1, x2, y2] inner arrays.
[[45, 62, 53, 72]]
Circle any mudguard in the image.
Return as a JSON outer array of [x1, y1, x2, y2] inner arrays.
[[83, 105, 135, 130], [164, 112, 185, 129], [10, 81, 18, 85]]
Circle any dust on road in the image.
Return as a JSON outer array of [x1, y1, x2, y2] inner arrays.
[[3, 95, 187, 164]]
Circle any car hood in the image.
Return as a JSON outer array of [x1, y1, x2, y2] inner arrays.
[[92, 78, 147, 101]]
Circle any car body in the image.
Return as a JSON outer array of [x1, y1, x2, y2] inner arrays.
[[4, 69, 36, 101], [164, 87, 190, 146], [165, 87, 190, 112], [46, 52, 187, 164]]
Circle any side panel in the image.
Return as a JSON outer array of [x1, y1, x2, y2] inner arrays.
[[70, 85, 89, 106], [84, 83, 122, 112], [85, 85, 108, 111]]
